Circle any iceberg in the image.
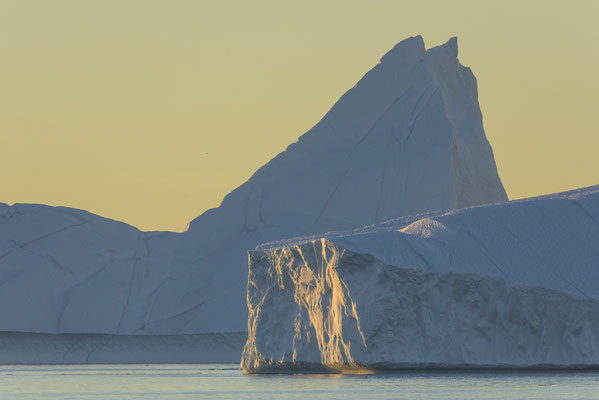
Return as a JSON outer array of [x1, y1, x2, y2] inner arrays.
[[241, 185, 599, 372], [0, 36, 506, 336]]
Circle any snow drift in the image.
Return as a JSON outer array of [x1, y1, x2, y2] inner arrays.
[[242, 185, 599, 372], [0, 36, 506, 335]]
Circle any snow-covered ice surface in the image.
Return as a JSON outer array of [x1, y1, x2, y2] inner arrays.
[[0, 36, 506, 336], [0, 332, 246, 364], [242, 185, 599, 372]]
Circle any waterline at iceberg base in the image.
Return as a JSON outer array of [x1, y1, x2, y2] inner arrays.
[[241, 186, 599, 373]]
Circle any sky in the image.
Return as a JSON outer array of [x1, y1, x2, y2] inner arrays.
[[1, 0, 598, 232]]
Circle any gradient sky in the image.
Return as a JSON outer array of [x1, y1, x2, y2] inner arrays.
[[2, 0, 598, 231]]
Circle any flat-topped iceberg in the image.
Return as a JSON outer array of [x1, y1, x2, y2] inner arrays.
[[0, 36, 507, 336], [242, 185, 599, 372]]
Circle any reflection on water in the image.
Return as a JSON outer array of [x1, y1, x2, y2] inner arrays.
[[0, 364, 598, 400]]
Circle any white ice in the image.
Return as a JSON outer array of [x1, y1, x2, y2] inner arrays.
[[0, 36, 506, 336], [242, 185, 599, 371]]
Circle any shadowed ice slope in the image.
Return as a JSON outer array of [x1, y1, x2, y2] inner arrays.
[[0, 36, 506, 335], [242, 185, 599, 372]]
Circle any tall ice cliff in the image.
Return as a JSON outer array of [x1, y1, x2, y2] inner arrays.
[[0, 36, 507, 334], [242, 185, 599, 372]]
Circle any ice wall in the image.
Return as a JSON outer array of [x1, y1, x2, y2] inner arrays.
[[242, 186, 599, 371]]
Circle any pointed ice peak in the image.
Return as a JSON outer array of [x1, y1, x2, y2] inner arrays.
[[381, 35, 459, 66], [426, 36, 459, 59], [443, 36, 458, 56], [380, 35, 426, 64]]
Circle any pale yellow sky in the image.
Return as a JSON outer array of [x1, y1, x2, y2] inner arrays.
[[1, 0, 598, 231]]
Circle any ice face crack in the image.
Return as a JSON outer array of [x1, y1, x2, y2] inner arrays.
[[0, 217, 99, 262], [116, 236, 144, 333]]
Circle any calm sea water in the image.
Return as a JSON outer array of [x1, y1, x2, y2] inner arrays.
[[1, 364, 598, 400]]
